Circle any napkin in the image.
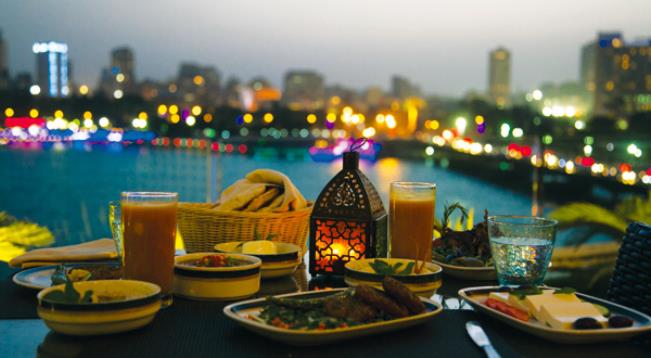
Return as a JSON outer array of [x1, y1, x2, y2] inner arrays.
[[246, 169, 307, 212], [9, 239, 118, 269], [214, 169, 307, 212]]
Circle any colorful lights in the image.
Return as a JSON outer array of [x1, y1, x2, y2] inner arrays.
[[203, 113, 213, 123], [138, 112, 148, 120], [193, 75, 205, 86], [157, 104, 168, 116], [326, 113, 337, 123], [362, 127, 376, 138], [242, 113, 253, 124], [425, 146, 435, 156], [29, 85, 41, 96], [79, 85, 89, 96], [385, 114, 397, 129], [474, 115, 485, 125], [185, 116, 196, 126], [627, 143, 642, 158], [98, 117, 110, 128], [116, 73, 125, 83], [191, 105, 202, 116], [29, 109, 39, 118], [532, 89, 543, 101], [263, 113, 274, 124], [574, 120, 586, 130], [4, 107, 14, 117], [306, 113, 317, 124], [82, 111, 92, 120], [512, 128, 524, 138], [131, 117, 147, 129], [500, 123, 510, 138], [454, 117, 467, 134], [54, 110, 64, 119], [113, 89, 124, 99], [542, 134, 553, 145], [170, 114, 180, 124]]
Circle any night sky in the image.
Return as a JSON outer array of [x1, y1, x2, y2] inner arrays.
[[1, 0, 649, 95]]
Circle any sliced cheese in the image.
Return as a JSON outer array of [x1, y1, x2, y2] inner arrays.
[[538, 302, 607, 330], [488, 292, 510, 305], [523, 290, 581, 321], [507, 295, 531, 314]]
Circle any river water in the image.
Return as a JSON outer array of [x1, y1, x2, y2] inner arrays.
[[0, 143, 532, 247]]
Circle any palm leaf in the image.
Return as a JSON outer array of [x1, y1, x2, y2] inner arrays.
[[548, 203, 628, 245], [614, 191, 651, 224]]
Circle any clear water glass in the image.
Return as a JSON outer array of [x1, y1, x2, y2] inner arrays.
[[488, 216, 557, 286]]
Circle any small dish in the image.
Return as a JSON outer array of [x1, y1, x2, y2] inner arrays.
[[37, 280, 161, 336], [344, 258, 442, 297], [431, 259, 497, 281], [174, 253, 261, 300], [223, 288, 443, 346], [214, 241, 301, 279], [13, 262, 122, 290], [459, 285, 651, 344]]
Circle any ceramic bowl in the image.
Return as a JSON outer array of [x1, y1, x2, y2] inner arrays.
[[432, 259, 497, 281], [37, 280, 161, 336], [344, 258, 443, 297], [173, 253, 261, 300], [214, 241, 301, 279]]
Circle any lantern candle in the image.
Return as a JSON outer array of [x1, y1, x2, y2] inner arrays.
[[309, 145, 387, 276]]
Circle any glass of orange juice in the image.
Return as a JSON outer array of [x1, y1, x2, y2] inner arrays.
[[389, 182, 436, 261], [120, 192, 178, 308]]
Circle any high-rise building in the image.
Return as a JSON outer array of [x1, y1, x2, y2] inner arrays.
[[0, 30, 9, 90], [282, 70, 325, 110], [391, 76, 420, 99], [176, 63, 221, 106], [580, 41, 597, 93], [33, 41, 70, 97], [111, 47, 136, 94], [488, 47, 511, 107], [589, 32, 651, 116]]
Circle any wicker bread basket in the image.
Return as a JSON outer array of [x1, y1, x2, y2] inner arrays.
[[177, 202, 313, 254]]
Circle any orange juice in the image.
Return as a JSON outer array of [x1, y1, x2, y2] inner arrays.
[[121, 201, 177, 299], [389, 183, 435, 261]]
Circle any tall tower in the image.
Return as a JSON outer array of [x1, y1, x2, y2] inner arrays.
[[488, 47, 511, 108], [110, 47, 136, 94], [33, 41, 70, 97], [0, 30, 9, 90]]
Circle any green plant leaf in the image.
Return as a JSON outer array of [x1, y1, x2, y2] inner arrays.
[[553, 287, 576, 295], [397, 262, 415, 275]]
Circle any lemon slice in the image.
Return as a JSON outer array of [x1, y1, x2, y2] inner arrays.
[[242, 241, 277, 255]]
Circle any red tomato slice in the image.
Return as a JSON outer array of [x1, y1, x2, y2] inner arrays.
[[485, 298, 529, 322]]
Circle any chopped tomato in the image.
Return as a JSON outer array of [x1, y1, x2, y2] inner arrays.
[[485, 298, 530, 322]]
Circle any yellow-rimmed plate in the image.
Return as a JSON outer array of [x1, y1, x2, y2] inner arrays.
[[459, 286, 651, 344], [344, 258, 442, 297], [223, 288, 443, 346], [432, 259, 496, 281], [37, 280, 161, 336], [214, 242, 301, 279]]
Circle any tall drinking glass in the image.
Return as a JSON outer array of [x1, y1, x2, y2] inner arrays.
[[389, 182, 436, 261], [120, 192, 178, 308], [488, 216, 557, 286]]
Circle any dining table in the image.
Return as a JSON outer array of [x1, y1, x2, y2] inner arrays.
[[1, 260, 649, 358]]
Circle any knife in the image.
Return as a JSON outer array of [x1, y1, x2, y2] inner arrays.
[[466, 321, 501, 358]]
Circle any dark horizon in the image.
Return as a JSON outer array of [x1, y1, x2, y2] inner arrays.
[[1, 0, 650, 96]]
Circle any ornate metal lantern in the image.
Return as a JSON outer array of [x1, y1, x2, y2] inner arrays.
[[309, 148, 387, 276]]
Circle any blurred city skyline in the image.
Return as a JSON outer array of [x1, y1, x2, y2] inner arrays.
[[1, 0, 650, 96]]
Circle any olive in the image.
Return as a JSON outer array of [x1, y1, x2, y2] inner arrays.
[[573, 317, 602, 330], [608, 315, 634, 328]]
